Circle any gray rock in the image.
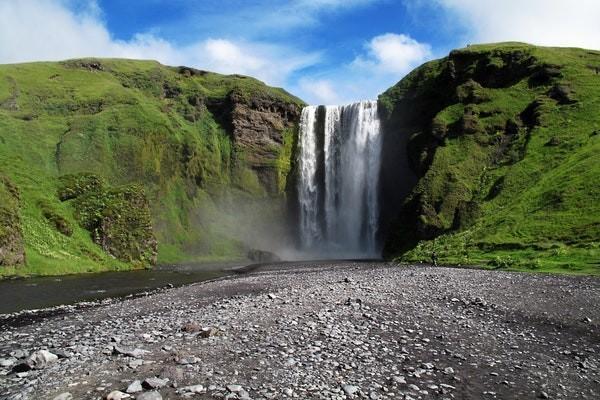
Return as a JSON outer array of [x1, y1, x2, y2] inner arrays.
[[52, 394, 73, 400], [106, 391, 130, 400], [227, 384, 243, 393], [136, 392, 162, 400], [112, 345, 147, 359], [126, 380, 143, 393], [29, 350, 59, 369], [143, 377, 169, 389], [0, 357, 17, 368], [180, 384, 206, 393], [9, 349, 27, 359], [342, 384, 359, 395]]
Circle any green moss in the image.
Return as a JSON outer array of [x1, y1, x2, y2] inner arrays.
[[0, 174, 25, 266], [381, 42, 600, 274], [0, 58, 301, 277]]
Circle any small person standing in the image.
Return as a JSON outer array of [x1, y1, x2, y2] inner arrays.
[[431, 250, 438, 266]]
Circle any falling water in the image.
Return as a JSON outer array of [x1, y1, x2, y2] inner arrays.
[[297, 100, 382, 258]]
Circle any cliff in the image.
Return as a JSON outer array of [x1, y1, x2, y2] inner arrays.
[[379, 43, 600, 273], [0, 59, 302, 276]]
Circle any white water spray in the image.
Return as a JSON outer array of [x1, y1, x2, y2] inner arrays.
[[297, 100, 382, 258]]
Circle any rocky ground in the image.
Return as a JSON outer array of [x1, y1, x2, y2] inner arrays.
[[0, 262, 599, 400]]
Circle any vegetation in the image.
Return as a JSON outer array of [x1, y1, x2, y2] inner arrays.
[[0, 58, 302, 277], [380, 42, 600, 274]]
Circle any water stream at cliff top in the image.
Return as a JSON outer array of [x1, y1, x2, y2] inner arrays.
[[297, 100, 382, 258]]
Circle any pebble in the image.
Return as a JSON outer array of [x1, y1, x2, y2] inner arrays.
[[0, 263, 598, 400]]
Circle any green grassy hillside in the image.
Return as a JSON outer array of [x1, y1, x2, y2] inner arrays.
[[380, 43, 600, 274], [0, 58, 303, 277]]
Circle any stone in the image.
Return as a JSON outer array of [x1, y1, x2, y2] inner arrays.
[[52, 394, 73, 400], [136, 392, 162, 400], [227, 384, 243, 393], [53, 349, 71, 359], [26, 350, 58, 369], [9, 349, 27, 359], [0, 357, 17, 368], [143, 377, 169, 389], [126, 380, 143, 393], [112, 345, 147, 358], [538, 392, 549, 399], [106, 391, 130, 400], [180, 384, 206, 394], [342, 384, 359, 395], [199, 327, 219, 338]]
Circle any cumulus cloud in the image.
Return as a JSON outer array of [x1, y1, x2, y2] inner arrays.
[[0, 0, 318, 86], [352, 33, 432, 75], [436, 0, 600, 50], [294, 33, 432, 105]]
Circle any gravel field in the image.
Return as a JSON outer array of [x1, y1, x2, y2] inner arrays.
[[0, 262, 599, 400]]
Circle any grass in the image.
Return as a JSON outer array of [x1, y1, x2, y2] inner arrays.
[[380, 42, 600, 274], [0, 58, 301, 277]]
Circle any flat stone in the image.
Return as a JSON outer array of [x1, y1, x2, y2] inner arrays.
[[126, 380, 143, 393], [143, 377, 169, 389], [180, 384, 206, 393], [106, 391, 130, 400], [0, 357, 17, 368], [52, 394, 73, 400], [113, 345, 148, 359], [136, 392, 162, 400], [342, 384, 359, 395], [227, 384, 243, 393]]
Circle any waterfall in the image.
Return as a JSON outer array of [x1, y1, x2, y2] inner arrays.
[[297, 100, 382, 258]]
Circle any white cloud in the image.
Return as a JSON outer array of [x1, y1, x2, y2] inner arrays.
[[297, 78, 344, 105], [294, 33, 433, 105], [0, 0, 318, 86], [437, 0, 600, 50], [352, 33, 432, 75]]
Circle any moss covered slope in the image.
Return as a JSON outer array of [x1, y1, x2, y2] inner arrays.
[[380, 43, 600, 274], [0, 58, 303, 277]]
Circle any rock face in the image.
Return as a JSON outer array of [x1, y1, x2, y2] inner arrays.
[[213, 90, 302, 194], [378, 43, 600, 267], [0, 175, 25, 267]]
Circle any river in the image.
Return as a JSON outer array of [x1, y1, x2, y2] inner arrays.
[[0, 263, 242, 314]]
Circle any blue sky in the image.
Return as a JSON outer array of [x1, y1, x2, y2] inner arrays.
[[1, 0, 599, 104]]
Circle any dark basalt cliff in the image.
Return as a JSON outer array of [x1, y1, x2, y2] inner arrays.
[[208, 90, 301, 194], [378, 43, 600, 271]]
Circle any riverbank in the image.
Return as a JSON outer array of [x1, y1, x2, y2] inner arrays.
[[0, 261, 248, 315], [1, 262, 599, 399]]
